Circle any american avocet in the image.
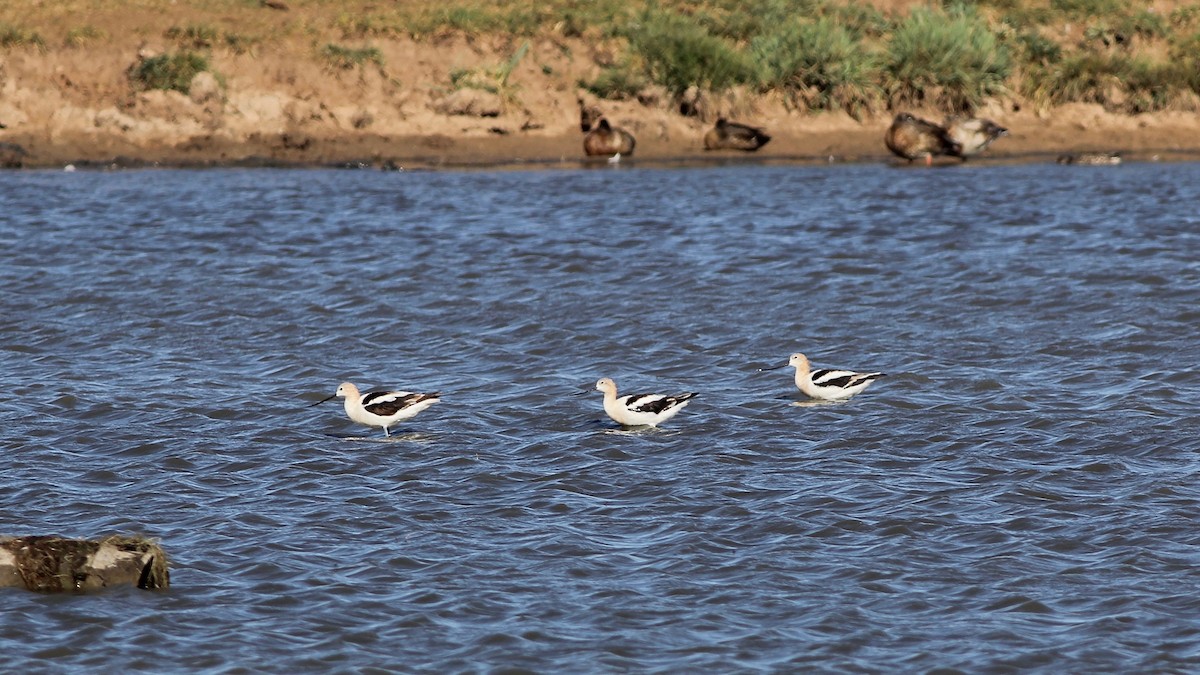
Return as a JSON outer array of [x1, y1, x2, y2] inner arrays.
[[762, 353, 885, 401], [595, 377, 697, 427], [885, 112, 959, 165], [311, 382, 440, 437], [944, 116, 1008, 161], [704, 117, 771, 152]]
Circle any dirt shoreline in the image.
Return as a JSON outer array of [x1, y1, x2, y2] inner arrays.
[[6, 100, 1200, 171], [6, 119, 1200, 171], [3, 31, 1200, 171]]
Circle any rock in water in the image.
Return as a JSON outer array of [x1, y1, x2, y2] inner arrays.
[[0, 535, 170, 592]]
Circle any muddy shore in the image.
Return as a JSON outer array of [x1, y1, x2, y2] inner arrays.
[[2, 34, 1199, 171], [6, 113, 1200, 171]]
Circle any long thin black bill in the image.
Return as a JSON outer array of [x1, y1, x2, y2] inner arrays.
[[308, 394, 337, 407]]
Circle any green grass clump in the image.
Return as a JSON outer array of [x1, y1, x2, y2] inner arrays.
[[1019, 51, 1200, 113], [824, 2, 890, 39], [320, 44, 385, 70], [165, 23, 219, 49], [1170, 29, 1200, 60], [1049, 0, 1126, 19], [1013, 28, 1062, 66], [1118, 10, 1169, 41], [1121, 57, 1200, 112], [335, 12, 408, 38], [64, 25, 105, 48], [624, 9, 759, 95], [432, 6, 510, 34], [130, 51, 211, 93], [583, 64, 648, 100], [222, 32, 262, 55], [990, 2, 1054, 27], [0, 22, 45, 50], [403, 5, 540, 37], [885, 6, 1011, 111], [752, 18, 880, 116], [1171, 5, 1200, 30], [685, 0, 808, 42], [449, 41, 529, 110], [1026, 53, 1122, 106], [164, 22, 262, 55]]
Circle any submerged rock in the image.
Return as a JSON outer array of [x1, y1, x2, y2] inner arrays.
[[0, 535, 169, 592]]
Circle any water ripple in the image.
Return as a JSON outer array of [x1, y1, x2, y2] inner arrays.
[[2, 164, 1200, 671]]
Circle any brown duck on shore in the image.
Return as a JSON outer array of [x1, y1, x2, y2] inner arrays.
[[584, 118, 636, 157], [704, 118, 771, 152], [579, 99, 604, 133], [884, 112, 959, 165], [944, 116, 1008, 160]]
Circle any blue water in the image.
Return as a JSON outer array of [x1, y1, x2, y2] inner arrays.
[[2, 162, 1200, 672]]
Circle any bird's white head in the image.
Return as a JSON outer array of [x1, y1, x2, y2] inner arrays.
[[595, 378, 617, 394], [311, 381, 359, 408], [788, 353, 809, 369]]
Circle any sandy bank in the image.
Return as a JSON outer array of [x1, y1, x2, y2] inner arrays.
[[2, 34, 1200, 170]]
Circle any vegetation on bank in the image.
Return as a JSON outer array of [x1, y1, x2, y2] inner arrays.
[[3, 1, 1200, 116], [130, 51, 213, 93]]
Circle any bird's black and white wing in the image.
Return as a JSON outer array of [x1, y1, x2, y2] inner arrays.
[[812, 369, 884, 391], [362, 391, 441, 416], [623, 392, 698, 414]]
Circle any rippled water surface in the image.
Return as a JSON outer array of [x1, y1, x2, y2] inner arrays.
[[3, 162, 1200, 672]]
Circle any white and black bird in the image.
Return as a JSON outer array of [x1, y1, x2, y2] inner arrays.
[[763, 353, 885, 401], [311, 381, 440, 436], [594, 377, 697, 427]]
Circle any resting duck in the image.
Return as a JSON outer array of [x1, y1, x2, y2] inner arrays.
[[884, 112, 959, 165], [944, 116, 1008, 160], [578, 99, 604, 132], [704, 118, 771, 152], [584, 118, 636, 157]]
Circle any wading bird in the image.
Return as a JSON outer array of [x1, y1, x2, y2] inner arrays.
[[762, 353, 885, 401], [311, 382, 440, 437], [594, 377, 697, 427]]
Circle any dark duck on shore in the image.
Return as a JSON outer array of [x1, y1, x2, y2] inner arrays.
[[884, 112, 959, 165], [583, 118, 636, 157], [704, 118, 771, 152], [579, 100, 604, 132], [944, 116, 1008, 160]]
